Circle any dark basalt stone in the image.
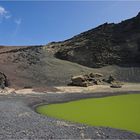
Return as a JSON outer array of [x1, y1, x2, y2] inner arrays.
[[0, 72, 8, 89]]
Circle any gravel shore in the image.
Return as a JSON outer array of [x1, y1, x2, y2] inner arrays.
[[0, 91, 140, 139]]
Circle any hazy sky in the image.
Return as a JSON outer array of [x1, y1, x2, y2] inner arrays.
[[0, 1, 140, 46]]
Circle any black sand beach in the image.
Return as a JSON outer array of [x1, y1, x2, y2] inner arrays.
[[0, 91, 140, 139]]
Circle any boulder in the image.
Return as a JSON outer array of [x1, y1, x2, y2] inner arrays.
[[89, 73, 103, 78], [110, 81, 122, 88], [93, 79, 102, 85], [81, 81, 89, 87], [110, 84, 122, 88], [70, 73, 103, 87], [88, 73, 103, 85], [71, 75, 86, 82], [107, 75, 116, 84], [70, 75, 91, 87]]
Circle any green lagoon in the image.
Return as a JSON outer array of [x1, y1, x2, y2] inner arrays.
[[36, 94, 140, 134]]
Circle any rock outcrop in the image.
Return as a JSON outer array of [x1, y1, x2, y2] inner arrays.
[[49, 12, 140, 68], [69, 73, 122, 88], [0, 72, 8, 89], [70, 75, 93, 87], [110, 82, 122, 88]]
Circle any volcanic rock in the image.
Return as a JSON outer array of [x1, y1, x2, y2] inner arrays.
[[53, 13, 140, 68], [0, 72, 8, 89], [70, 73, 104, 87]]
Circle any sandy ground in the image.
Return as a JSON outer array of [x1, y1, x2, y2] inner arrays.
[[1, 83, 140, 95], [55, 83, 140, 94]]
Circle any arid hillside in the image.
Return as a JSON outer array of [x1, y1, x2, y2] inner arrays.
[[51, 12, 140, 68], [0, 46, 101, 88], [0, 13, 140, 88], [0, 45, 140, 88]]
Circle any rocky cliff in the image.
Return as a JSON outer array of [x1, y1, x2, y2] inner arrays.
[[51, 12, 140, 68]]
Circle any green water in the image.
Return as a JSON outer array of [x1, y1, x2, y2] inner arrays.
[[36, 94, 140, 134]]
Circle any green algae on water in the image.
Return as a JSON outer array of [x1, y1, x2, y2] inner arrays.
[[36, 94, 140, 134]]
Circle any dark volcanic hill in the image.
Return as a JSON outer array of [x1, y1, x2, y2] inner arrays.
[[0, 13, 140, 88], [51, 12, 140, 68]]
